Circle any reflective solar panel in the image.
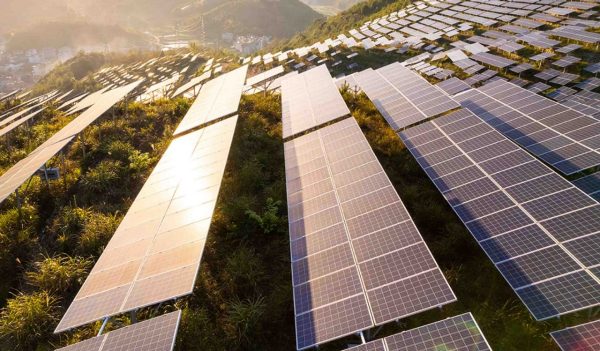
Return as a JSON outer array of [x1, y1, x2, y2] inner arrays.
[[551, 320, 600, 351], [375, 62, 460, 119], [55, 117, 237, 332], [246, 65, 285, 87], [353, 69, 429, 130], [346, 313, 491, 351], [470, 52, 516, 68], [56, 311, 181, 351], [174, 65, 247, 136], [0, 81, 142, 205], [286, 118, 455, 349], [399, 109, 600, 320], [281, 65, 351, 139], [456, 80, 600, 175]]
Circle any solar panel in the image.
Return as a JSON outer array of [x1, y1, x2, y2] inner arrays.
[[399, 109, 600, 320], [470, 52, 516, 69], [573, 172, 600, 201], [0, 89, 21, 102], [457, 80, 600, 175], [0, 107, 45, 138], [551, 320, 600, 351], [171, 71, 211, 98], [174, 65, 247, 136], [56, 311, 181, 351], [551, 26, 600, 44], [352, 69, 433, 130], [375, 62, 460, 118], [286, 118, 455, 349], [55, 117, 237, 332], [281, 65, 351, 139], [57, 92, 89, 111], [0, 81, 142, 205], [346, 313, 491, 351], [246, 65, 285, 87]]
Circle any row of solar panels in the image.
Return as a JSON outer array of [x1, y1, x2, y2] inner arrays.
[[281, 62, 598, 350], [354, 62, 600, 321], [281, 65, 491, 350], [52, 66, 249, 349]]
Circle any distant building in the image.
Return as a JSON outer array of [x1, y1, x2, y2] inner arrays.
[[232, 35, 272, 55]]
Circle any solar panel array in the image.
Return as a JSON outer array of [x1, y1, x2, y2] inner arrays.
[[550, 320, 600, 351], [174, 65, 247, 136], [346, 313, 491, 351], [55, 116, 237, 332], [285, 117, 455, 349], [399, 109, 600, 320], [376, 62, 460, 118], [436, 78, 472, 96], [281, 65, 351, 139], [0, 81, 142, 205], [457, 80, 600, 175], [353, 69, 433, 130], [56, 311, 181, 351]]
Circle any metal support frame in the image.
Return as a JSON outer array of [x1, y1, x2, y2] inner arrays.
[[130, 310, 138, 324], [98, 317, 110, 336]]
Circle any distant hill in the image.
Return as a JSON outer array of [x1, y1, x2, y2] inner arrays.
[[0, 0, 323, 41], [300, 0, 363, 14], [196, 0, 324, 38], [6, 22, 153, 52]]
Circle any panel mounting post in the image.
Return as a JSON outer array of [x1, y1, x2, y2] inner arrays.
[[98, 317, 110, 336]]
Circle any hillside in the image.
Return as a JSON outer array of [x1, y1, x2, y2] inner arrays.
[[271, 0, 410, 49], [198, 0, 324, 38], [5, 22, 153, 52]]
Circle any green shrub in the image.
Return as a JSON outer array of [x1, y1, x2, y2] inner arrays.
[[25, 255, 92, 294], [0, 291, 59, 351], [80, 160, 123, 194]]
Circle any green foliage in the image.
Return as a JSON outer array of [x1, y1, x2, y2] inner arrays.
[[224, 247, 265, 295], [245, 198, 286, 235], [80, 160, 124, 194], [226, 296, 267, 347], [0, 291, 59, 351], [25, 255, 92, 294], [77, 212, 121, 256]]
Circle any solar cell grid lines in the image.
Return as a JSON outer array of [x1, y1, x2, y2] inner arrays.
[[281, 65, 351, 139], [55, 117, 238, 332], [285, 118, 455, 349], [56, 311, 181, 351], [376, 62, 460, 119], [573, 172, 600, 201], [174, 65, 247, 136], [436, 78, 472, 96], [470, 52, 516, 69], [551, 320, 600, 351], [399, 109, 600, 320], [345, 313, 491, 351], [457, 80, 600, 175]]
